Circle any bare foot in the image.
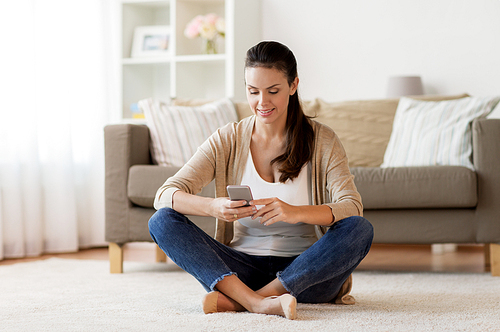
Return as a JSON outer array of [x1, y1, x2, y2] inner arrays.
[[252, 294, 297, 320]]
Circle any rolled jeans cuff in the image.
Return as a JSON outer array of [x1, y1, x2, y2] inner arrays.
[[210, 272, 237, 292], [276, 271, 297, 298]]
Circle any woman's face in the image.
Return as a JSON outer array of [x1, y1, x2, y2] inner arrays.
[[245, 66, 298, 128]]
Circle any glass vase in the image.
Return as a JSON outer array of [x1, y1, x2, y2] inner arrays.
[[202, 38, 217, 54]]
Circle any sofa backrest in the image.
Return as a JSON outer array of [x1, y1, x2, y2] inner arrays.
[[307, 98, 399, 167], [173, 94, 469, 168]]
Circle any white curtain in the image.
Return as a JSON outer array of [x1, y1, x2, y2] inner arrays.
[[0, 0, 111, 259]]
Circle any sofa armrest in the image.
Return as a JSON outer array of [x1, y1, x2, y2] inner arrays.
[[473, 118, 500, 243], [104, 124, 152, 243]]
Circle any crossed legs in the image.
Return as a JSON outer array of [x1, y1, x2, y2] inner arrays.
[[148, 208, 373, 318], [206, 274, 295, 318]]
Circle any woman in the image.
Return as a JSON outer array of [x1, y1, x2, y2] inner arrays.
[[148, 41, 373, 320]]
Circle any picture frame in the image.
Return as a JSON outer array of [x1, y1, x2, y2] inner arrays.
[[131, 25, 171, 58]]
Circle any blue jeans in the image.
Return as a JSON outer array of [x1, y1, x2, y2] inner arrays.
[[149, 208, 373, 303]]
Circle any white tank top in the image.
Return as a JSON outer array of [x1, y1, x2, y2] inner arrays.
[[230, 151, 318, 257]]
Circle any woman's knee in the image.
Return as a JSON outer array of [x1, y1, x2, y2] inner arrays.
[[351, 216, 374, 240], [331, 216, 374, 246], [148, 208, 183, 238], [347, 216, 374, 252]]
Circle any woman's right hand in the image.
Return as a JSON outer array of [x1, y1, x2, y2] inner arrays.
[[209, 197, 257, 222]]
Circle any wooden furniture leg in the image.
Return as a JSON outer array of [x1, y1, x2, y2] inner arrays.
[[484, 244, 491, 272], [490, 243, 500, 277], [109, 242, 124, 274], [155, 244, 167, 263]]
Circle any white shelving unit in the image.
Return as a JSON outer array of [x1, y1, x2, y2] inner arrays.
[[113, 0, 261, 122]]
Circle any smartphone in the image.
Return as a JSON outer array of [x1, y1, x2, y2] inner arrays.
[[226, 185, 253, 206]]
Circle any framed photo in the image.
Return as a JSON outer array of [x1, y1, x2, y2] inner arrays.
[[131, 25, 171, 58]]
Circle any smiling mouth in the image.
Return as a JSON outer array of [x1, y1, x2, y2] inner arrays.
[[257, 108, 275, 115]]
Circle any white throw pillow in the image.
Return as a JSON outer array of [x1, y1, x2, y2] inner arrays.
[[141, 98, 238, 166], [487, 102, 500, 119], [381, 96, 500, 169]]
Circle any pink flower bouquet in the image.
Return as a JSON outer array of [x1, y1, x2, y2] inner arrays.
[[184, 13, 225, 53]]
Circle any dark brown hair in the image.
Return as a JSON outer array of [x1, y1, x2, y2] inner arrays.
[[245, 41, 315, 183]]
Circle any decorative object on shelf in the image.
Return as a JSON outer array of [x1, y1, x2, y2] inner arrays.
[[130, 103, 145, 119], [386, 76, 424, 98], [184, 13, 225, 54], [131, 25, 171, 58]]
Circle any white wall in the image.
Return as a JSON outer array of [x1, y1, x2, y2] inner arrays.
[[261, 0, 500, 102]]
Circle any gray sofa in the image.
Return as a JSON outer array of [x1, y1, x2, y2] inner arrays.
[[104, 95, 500, 275]]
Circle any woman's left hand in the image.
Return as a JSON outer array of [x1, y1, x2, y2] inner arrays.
[[250, 197, 301, 226]]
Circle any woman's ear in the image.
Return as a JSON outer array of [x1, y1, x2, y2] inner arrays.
[[290, 77, 299, 95]]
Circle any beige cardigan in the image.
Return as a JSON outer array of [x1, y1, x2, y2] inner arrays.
[[154, 116, 363, 304]]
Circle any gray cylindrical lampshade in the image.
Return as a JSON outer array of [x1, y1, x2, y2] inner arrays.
[[386, 76, 423, 98]]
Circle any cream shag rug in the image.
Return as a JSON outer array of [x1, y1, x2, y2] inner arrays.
[[0, 258, 498, 331]]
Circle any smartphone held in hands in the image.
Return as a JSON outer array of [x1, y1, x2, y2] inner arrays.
[[226, 185, 253, 206]]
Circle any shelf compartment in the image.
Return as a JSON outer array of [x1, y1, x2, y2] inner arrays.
[[122, 1, 171, 59], [175, 60, 225, 99], [122, 63, 172, 118]]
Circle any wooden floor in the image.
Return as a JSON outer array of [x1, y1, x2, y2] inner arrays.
[[0, 243, 486, 273]]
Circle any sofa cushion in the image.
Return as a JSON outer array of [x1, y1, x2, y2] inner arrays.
[[311, 98, 399, 167], [127, 165, 215, 208], [172, 98, 253, 120], [351, 166, 477, 209], [381, 96, 500, 169], [310, 94, 470, 168], [130, 165, 477, 210], [141, 98, 238, 167]]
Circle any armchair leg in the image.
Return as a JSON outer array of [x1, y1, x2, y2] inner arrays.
[[490, 243, 500, 277], [109, 242, 124, 273], [155, 244, 167, 263]]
